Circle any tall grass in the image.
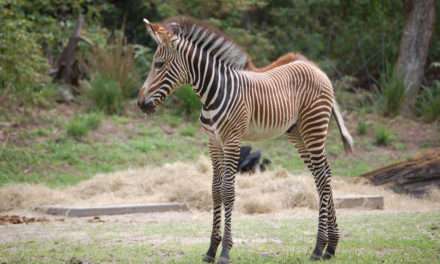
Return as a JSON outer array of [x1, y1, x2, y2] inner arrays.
[[90, 31, 140, 99], [378, 69, 406, 117]]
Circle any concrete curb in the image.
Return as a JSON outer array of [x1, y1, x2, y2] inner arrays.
[[37, 203, 189, 217], [335, 195, 384, 210]]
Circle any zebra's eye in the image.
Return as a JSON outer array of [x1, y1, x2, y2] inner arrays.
[[154, 61, 165, 69]]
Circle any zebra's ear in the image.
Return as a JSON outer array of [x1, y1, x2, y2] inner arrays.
[[143, 18, 176, 47], [143, 18, 161, 44]]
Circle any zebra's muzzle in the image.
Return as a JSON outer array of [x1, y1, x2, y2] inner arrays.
[[138, 99, 156, 114]]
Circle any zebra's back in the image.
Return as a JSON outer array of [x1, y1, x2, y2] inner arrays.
[[241, 61, 334, 141]]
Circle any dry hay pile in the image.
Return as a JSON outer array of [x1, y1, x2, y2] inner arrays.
[[1, 156, 439, 214]]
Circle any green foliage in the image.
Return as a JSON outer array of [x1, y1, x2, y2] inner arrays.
[[88, 74, 124, 115], [108, 0, 405, 75], [173, 85, 202, 115], [0, 8, 49, 92], [133, 44, 153, 79], [0, 0, 110, 103], [357, 121, 368, 136], [378, 70, 406, 117], [66, 112, 102, 139], [374, 126, 393, 146], [416, 81, 440, 122]]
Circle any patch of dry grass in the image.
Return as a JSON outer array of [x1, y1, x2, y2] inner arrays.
[[0, 156, 439, 213]]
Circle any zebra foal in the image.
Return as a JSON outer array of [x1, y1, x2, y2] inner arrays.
[[137, 16, 353, 264]]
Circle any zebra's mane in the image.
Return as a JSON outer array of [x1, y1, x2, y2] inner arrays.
[[162, 16, 250, 69]]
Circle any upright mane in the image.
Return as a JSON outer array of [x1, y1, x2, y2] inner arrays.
[[161, 16, 250, 69]]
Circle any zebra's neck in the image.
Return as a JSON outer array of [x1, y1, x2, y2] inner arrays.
[[181, 42, 239, 109]]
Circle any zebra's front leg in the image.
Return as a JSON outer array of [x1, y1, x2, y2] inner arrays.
[[218, 139, 240, 264], [203, 139, 224, 263]]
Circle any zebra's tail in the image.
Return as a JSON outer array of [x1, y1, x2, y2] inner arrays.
[[332, 100, 354, 153]]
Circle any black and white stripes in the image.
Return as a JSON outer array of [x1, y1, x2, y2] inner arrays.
[[138, 17, 353, 264]]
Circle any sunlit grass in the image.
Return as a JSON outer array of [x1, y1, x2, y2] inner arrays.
[[0, 212, 439, 263]]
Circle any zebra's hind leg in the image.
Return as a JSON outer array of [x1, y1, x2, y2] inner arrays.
[[309, 154, 332, 260], [287, 128, 313, 172], [288, 130, 328, 260], [323, 188, 339, 259], [203, 139, 224, 263], [298, 104, 336, 260]]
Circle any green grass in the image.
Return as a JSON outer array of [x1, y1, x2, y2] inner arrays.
[[0, 135, 205, 187], [0, 112, 205, 186], [0, 212, 439, 263], [180, 124, 198, 137], [66, 112, 102, 139], [0, 106, 414, 186]]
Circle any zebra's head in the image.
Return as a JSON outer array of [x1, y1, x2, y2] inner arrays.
[[137, 18, 189, 114]]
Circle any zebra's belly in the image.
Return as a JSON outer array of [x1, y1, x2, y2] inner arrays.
[[243, 122, 294, 141]]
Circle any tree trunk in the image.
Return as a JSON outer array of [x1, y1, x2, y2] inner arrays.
[[54, 14, 85, 86], [396, 0, 436, 114]]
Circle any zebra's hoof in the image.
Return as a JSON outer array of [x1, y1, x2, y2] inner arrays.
[[202, 254, 216, 263], [309, 253, 322, 261], [322, 251, 334, 260], [217, 256, 230, 264]]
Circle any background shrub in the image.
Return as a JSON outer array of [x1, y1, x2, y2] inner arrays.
[[374, 126, 393, 146], [378, 69, 406, 117], [90, 31, 140, 99], [173, 85, 202, 115], [357, 121, 368, 136], [416, 81, 440, 122], [88, 74, 123, 115], [0, 12, 49, 94]]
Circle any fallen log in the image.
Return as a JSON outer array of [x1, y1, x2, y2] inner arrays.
[[361, 149, 440, 196]]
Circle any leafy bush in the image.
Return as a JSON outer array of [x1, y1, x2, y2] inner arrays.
[[357, 121, 368, 135], [91, 31, 140, 99], [0, 10, 49, 93], [88, 74, 123, 115], [173, 85, 201, 115], [66, 112, 102, 139], [416, 81, 440, 122], [0, 1, 106, 103], [374, 126, 393, 146], [378, 70, 406, 117]]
